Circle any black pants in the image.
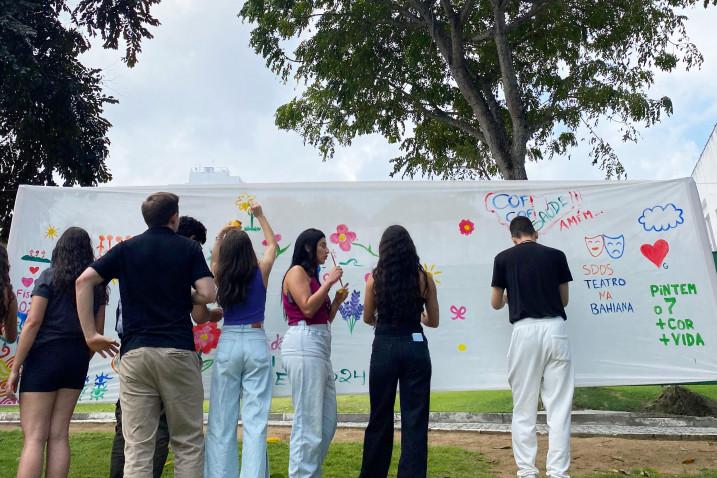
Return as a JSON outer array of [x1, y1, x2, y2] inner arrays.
[[110, 400, 170, 478], [359, 334, 432, 478]]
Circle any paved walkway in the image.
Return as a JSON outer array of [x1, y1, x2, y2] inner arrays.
[[2, 410, 716, 439]]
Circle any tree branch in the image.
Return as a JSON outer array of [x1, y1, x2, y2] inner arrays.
[[472, 0, 553, 43], [384, 78, 486, 142], [492, 1, 530, 159], [440, 0, 457, 22], [459, 0, 477, 25], [385, 1, 424, 26], [407, 0, 515, 176], [421, 105, 487, 142], [408, 0, 454, 61]]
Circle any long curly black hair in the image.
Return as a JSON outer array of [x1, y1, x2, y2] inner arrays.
[[373, 225, 427, 325], [52, 227, 96, 296], [0, 245, 11, 327], [215, 229, 258, 307]]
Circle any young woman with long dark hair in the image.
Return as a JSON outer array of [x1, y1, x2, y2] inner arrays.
[[359, 225, 439, 478], [6, 227, 106, 477], [281, 229, 347, 478], [205, 202, 278, 478], [0, 245, 17, 343]]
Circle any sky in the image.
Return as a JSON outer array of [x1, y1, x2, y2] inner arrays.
[[79, 1, 717, 186]]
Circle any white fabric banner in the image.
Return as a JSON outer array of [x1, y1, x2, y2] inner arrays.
[[1, 178, 716, 404]]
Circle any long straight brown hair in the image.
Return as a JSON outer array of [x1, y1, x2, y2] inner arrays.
[[215, 229, 258, 307]]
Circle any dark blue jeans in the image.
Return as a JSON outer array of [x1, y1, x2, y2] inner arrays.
[[359, 334, 432, 478]]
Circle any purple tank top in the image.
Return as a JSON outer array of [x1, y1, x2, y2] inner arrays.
[[223, 268, 266, 325], [283, 276, 330, 325]]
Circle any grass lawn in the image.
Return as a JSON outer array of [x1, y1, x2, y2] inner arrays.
[[3, 430, 717, 478], [0, 430, 492, 478], [3, 385, 716, 414]]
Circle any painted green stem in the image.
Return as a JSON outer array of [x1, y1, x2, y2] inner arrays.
[[352, 242, 378, 257]]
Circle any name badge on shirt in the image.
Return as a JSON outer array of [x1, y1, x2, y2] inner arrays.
[[412, 333, 424, 342]]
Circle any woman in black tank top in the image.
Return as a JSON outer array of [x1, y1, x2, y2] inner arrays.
[[359, 225, 439, 478]]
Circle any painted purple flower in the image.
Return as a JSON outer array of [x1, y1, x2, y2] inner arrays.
[[339, 290, 364, 334]]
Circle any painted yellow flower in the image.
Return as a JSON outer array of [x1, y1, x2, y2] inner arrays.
[[423, 263, 443, 285], [45, 225, 58, 239], [457, 344, 467, 352], [235, 193, 255, 213]]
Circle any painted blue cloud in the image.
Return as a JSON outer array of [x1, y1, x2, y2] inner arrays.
[[638, 204, 685, 232]]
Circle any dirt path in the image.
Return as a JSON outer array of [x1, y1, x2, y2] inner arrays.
[[2, 423, 714, 476]]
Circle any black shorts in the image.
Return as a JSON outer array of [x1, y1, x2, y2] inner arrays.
[[19, 339, 90, 393]]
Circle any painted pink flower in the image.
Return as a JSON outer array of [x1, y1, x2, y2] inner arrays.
[[262, 234, 282, 246], [193, 322, 221, 354], [330, 225, 357, 252]]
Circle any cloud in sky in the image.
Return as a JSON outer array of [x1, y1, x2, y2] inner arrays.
[[80, 1, 717, 186]]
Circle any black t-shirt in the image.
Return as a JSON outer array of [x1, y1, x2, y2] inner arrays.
[[31, 268, 104, 349], [491, 242, 573, 324], [91, 226, 212, 355]]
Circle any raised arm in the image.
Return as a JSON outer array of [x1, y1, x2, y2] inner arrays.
[[251, 201, 278, 287], [421, 272, 440, 328], [284, 266, 342, 319], [76, 267, 119, 357], [363, 274, 376, 325], [329, 285, 349, 322]]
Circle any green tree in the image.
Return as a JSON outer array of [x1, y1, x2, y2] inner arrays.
[[0, 0, 159, 239], [240, 0, 715, 180]]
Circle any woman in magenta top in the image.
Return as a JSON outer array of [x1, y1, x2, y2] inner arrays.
[[281, 228, 347, 478]]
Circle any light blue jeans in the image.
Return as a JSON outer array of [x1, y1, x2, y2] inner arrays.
[[281, 323, 337, 478], [205, 326, 272, 478]]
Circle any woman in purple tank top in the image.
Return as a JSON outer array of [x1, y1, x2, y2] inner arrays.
[[280, 229, 347, 478], [205, 201, 278, 478]]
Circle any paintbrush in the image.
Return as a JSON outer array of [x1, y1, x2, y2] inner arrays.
[[329, 249, 347, 289]]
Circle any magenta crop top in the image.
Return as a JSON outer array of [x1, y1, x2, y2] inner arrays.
[[283, 276, 331, 325]]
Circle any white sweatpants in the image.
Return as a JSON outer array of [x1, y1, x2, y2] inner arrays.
[[508, 317, 574, 478]]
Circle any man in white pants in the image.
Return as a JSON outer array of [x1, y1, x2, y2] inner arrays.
[[490, 216, 574, 478]]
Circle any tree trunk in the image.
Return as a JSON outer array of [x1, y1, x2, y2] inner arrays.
[[494, 150, 527, 180]]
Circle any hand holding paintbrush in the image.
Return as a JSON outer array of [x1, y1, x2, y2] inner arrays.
[[329, 250, 350, 303]]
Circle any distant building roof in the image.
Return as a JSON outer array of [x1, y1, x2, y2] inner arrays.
[[188, 166, 243, 185]]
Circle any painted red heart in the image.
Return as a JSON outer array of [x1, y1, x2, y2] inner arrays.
[[21, 277, 34, 288], [640, 239, 669, 268], [29, 266, 39, 275]]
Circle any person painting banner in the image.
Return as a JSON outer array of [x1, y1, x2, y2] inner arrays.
[[2, 178, 717, 406]]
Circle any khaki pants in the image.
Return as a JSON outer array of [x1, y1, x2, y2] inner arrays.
[[119, 347, 204, 478]]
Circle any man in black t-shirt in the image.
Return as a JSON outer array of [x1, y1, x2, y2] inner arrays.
[[491, 216, 574, 478], [109, 215, 209, 478], [76, 193, 216, 478]]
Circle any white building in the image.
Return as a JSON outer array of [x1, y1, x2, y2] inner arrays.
[[693, 123, 717, 251], [188, 166, 243, 185]]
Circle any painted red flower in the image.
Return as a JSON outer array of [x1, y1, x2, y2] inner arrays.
[[330, 224, 357, 251], [193, 322, 221, 354], [459, 219, 475, 236], [262, 234, 282, 246]]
